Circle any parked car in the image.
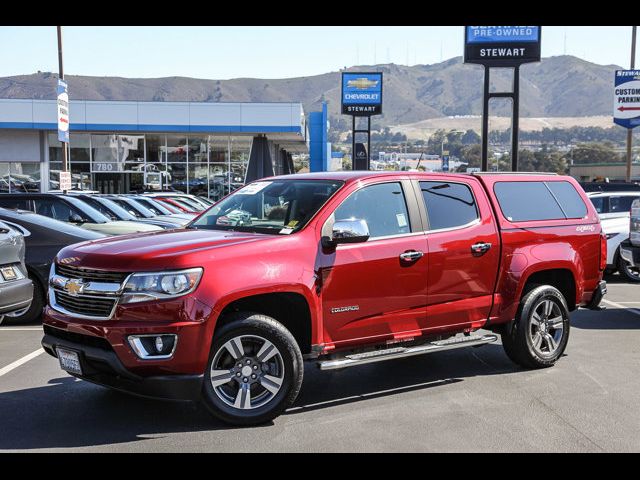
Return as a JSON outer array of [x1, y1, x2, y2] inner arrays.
[[66, 194, 182, 230], [104, 195, 193, 227], [580, 181, 640, 193], [143, 193, 207, 213], [0, 194, 163, 236], [620, 198, 640, 282], [0, 208, 106, 323], [0, 220, 33, 325], [125, 195, 195, 222], [42, 172, 606, 425], [587, 191, 640, 280]]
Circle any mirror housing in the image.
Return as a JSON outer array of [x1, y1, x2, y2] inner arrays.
[[322, 219, 370, 248]]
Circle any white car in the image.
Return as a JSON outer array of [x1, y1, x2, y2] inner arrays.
[[587, 191, 640, 282]]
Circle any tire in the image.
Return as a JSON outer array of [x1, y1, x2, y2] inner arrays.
[[3, 274, 44, 325], [501, 285, 571, 369], [617, 253, 640, 283], [201, 312, 304, 426]]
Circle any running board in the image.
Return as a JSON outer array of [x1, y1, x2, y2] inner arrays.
[[318, 334, 498, 370]]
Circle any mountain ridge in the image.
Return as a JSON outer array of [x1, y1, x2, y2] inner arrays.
[[0, 55, 620, 128]]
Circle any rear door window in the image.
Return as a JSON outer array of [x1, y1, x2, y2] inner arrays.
[[589, 196, 607, 214], [494, 181, 587, 222], [610, 196, 640, 213], [420, 181, 478, 230], [0, 198, 31, 211]]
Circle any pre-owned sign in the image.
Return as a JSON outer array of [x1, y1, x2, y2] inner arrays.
[[613, 70, 640, 129], [57, 79, 69, 142], [464, 26, 541, 66], [341, 72, 383, 116]]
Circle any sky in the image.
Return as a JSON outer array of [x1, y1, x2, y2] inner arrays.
[[0, 26, 636, 79]]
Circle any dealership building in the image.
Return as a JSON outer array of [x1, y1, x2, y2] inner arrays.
[[0, 98, 308, 198]]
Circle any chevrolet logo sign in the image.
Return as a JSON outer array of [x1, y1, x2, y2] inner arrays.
[[64, 279, 85, 296], [347, 78, 379, 89]]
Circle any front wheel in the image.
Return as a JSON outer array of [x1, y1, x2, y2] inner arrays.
[[501, 285, 571, 369], [201, 312, 304, 426]]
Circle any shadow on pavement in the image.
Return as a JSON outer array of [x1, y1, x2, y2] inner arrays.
[[0, 343, 518, 450], [571, 306, 640, 330]]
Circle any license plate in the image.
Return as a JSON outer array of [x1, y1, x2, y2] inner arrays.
[[0, 266, 17, 281], [56, 348, 83, 375]]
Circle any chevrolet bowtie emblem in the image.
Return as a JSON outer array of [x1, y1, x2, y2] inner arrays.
[[347, 78, 378, 89], [64, 279, 85, 296]]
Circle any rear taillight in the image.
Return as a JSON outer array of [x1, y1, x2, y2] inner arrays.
[[600, 232, 607, 271]]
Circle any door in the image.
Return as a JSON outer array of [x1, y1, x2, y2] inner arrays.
[[318, 181, 428, 347], [419, 179, 500, 330]]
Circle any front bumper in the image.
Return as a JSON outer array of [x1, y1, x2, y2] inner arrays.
[[620, 240, 640, 267], [42, 325, 203, 401], [0, 277, 33, 315]]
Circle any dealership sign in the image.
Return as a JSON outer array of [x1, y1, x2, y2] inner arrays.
[[341, 72, 383, 116], [57, 79, 69, 142], [464, 26, 541, 66], [613, 70, 640, 129]]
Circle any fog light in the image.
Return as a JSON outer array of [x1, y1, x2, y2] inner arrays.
[[128, 334, 177, 359]]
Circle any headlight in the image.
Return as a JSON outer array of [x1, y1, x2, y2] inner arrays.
[[121, 268, 203, 304]]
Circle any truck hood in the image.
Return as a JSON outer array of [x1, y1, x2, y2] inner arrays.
[[57, 228, 274, 271]]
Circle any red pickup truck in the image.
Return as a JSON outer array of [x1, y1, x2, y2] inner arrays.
[[42, 172, 607, 425]]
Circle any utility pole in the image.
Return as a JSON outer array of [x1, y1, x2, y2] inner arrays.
[[626, 26, 637, 182], [57, 26, 68, 175]]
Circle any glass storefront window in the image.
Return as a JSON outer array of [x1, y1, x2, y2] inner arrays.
[[91, 134, 120, 174], [166, 163, 187, 193], [167, 136, 187, 164], [70, 163, 92, 191], [188, 162, 209, 197], [209, 163, 229, 201], [70, 134, 91, 163], [230, 136, 252, 185], [120, 135, 145, 170], [0, 162, 41, 193]]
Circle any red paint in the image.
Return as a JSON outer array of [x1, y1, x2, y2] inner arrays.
[[43, 172, 604, 378]]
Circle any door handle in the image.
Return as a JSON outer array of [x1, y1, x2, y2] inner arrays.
[[400, 250, 424, 262], [471, 242, 492, 255]]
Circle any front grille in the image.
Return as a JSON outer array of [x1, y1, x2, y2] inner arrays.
[[54, 290, 117, 318], [43, 324, 113, 351], [55, 264, 129, 284]]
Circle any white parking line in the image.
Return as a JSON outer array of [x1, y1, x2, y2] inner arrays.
[[0, 348, 45, 377], [0, 327, 43, 332], [602, 299, 640, 317]]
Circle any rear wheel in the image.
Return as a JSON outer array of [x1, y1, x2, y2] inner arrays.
[[501, 285, 570, 369], [617, 253, 640, 283], [201, 312, 303, 426]]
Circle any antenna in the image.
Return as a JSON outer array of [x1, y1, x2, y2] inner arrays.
[[563, 28, 567, 55], [374, 41, 377, 65]]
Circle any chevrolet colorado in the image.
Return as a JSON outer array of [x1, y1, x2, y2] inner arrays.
[[42, 172, 607, 425]]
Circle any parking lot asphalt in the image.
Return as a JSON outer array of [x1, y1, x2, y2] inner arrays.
[[1, 276, 639, 452]]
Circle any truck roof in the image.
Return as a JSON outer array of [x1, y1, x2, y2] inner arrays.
[[267, 171, 565, 184]]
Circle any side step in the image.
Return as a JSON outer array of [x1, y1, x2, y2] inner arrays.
[[318, 334, 498, 370]]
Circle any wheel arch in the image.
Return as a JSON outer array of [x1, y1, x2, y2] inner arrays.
[[214, 290, 315, 355]]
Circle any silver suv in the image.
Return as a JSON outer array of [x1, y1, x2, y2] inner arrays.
[[0, 221, 33, 324]]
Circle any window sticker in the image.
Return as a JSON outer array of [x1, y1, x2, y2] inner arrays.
[[396, 213, 408, 228], [287, 220, 299, 228], [279, 227, 294, 235], [238, 181, 272, 195]]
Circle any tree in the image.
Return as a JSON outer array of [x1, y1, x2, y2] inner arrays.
[[568, 143, 622, 165], [461, 129, 481, 145]]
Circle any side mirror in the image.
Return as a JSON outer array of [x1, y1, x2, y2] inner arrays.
[[323, 219, 370, 248], [68, 213, 84, 224]]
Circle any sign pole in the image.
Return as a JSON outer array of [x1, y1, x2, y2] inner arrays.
[[57, 26, 67, 175], [627, 26, 637, 182], [351, 115, 356, 170], [481, 67, 490, 171], [512, 65, 521, 171]]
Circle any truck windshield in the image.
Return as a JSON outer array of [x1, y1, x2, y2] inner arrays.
[[190, 179, 343, 235]]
